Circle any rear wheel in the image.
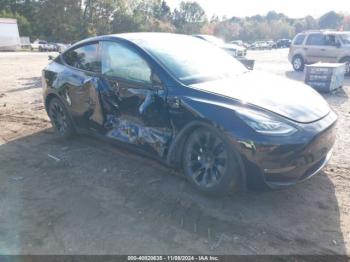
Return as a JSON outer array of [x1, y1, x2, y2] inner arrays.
[[48, 98, 75, 139], [183, 127, 241, 196], [340, 57, 350, 76], [292, 55, 304, 71]]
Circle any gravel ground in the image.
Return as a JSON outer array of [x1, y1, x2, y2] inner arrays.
[[0, 49, 349, 255]]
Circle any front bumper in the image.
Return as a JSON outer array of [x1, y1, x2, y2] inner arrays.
[[237, 110, 337, 189], [264, 148, 333, 189]]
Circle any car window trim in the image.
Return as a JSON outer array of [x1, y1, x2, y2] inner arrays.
[[100, 40, 154, 88], [61, 41, 101, 75], [293, 34, 306, 45], [305, 33, 326, 46], [324, 34, 339, 47]]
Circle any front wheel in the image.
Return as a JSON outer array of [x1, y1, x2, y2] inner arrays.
[[48, 98, 75, 139], [183, 127, 242, 196], [292, 55, 304, 71]]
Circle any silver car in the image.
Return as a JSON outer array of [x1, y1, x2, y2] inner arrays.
[[288, 30, 350, 75]]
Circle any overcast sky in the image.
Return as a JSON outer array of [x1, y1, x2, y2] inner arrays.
[[166, 0, 348, 19]]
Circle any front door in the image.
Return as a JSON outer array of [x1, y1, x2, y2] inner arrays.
[[304, 33, 326, 63], [304, 33, 339, 63], [61, 42, 104, 130], [99, 40, 172, 157]]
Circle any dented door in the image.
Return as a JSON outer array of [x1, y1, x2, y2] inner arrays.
[[99, 41, 172, 157]]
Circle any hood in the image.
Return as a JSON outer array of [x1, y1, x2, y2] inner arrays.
[[222, 43, 246, 51], [190, 71, 330, 123]]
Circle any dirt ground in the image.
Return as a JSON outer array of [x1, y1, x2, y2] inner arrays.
[[0, 49, 349, 255]]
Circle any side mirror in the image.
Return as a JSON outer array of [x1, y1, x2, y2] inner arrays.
[[48, 55, 54, 61], [336, 42, 341, 48], [150, 72, 163, 90]]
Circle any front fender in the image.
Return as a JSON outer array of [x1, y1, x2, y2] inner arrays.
[[166, 96, 253, 165]]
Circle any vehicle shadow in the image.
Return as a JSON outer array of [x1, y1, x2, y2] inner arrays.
[[6, 77, 42, 93], [285, 70, 305, 82], [0, 129, 347, 255]]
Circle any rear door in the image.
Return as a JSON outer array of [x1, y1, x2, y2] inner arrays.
[[323, 34, 343, 62], [99, 40, 172, 157], [61, 42, 104, 130], [304, 33, 326, 63], [304, 33, 338, 63]]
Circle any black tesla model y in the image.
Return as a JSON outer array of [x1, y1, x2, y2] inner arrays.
[[42, 33, 337, 195]]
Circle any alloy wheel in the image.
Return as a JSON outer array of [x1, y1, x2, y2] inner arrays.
[[293, 57, 302, 70], [184, 130, 228, 188], [49, 101, 68, 134]]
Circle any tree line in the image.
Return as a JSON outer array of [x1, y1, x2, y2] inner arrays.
[[1, 0, 349, 43]]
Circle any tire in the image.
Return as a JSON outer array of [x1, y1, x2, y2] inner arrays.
[[47, 97, 75, 139], [292, 55, 304, 71], [182, 127, 242, 196], [340, 57, 350, 76]]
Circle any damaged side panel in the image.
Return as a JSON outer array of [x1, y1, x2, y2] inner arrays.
[[105, 115, 172, 156], [98, 78, 173, 158]]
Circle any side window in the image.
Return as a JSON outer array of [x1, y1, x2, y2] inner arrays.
[[324, 35, 337, 46], [63, 43, 100, 72], [293, 34, 305, 45], [305, 34, 325, 46], [101, 41, 151, 84]]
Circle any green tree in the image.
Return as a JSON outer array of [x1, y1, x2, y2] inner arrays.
[[319, 11, 343, 29], [173, 1, 207, 34], [34, 0, 82, 42]]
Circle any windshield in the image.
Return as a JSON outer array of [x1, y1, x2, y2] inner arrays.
[[339, 34, 350, 44], [136, 35, 247, 85]]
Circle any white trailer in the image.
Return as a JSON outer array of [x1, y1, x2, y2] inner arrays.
[[0, 18, 21, 51]]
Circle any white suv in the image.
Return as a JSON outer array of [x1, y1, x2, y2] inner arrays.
[[288, 30, 350, 75]]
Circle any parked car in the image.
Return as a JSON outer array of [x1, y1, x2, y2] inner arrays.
[[230, 40, 244, 46], [31, 40, 56, 52], [194, 34, 247, 57], [288, 30, 350, 75], [266, 40, 276, 49], [46, 42, 58, 52], [248, 42, 260, 50], [231, 40, 250, 49], [31, 40, 46, 51], [249, 41, 270, 50], [54, 43, 68, 53], [276, 39, 292, 48], [42, 33, 337, 195]]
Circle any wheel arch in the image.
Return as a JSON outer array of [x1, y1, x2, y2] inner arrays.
[[292, 53, 304, 61], [166, 120, 247, 191], [44, 93, 61, 112]]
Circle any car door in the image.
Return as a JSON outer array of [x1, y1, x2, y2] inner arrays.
[[61, 42, 104, 130], [320, 34, 341, 62], [304, 33, 337, 63], [99, 40, 172, 157]]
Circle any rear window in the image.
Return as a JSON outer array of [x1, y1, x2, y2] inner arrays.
[[305, 34, 325, 46], [63, 43, 100, 72], [293, 34, 305, 45]]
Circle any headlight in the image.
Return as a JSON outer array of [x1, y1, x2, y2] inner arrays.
[[237, 109, 297, 136]]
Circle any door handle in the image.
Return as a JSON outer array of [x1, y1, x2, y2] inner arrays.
[[303, 47, 308, 50], [320, 48, 326, 51]]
